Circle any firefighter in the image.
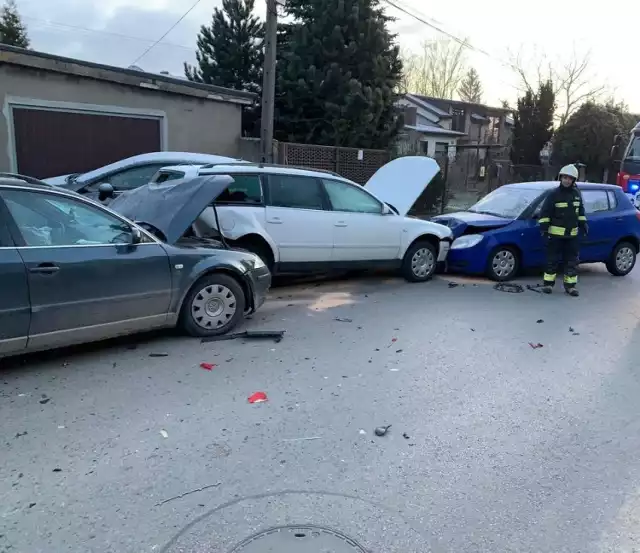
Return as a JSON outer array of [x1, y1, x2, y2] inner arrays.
[[538, 164, 588, 296]]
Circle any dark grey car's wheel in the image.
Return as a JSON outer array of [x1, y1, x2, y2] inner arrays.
[[606, 241, 637, 276], [401, 241, 437, 282], [179, 273, 246, 337], [486, 246, 519, 281]]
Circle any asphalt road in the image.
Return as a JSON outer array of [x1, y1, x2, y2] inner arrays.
[[2, 266, 640, 553]]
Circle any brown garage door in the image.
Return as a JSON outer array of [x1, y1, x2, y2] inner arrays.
[[12, 108, 162, 179]]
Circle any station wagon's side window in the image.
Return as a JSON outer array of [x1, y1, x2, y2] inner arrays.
[[93, 163, 168, 191], [216, 175, 263, 204], [1, 190, 134, 247], [581, 190, 610, 214], [322, 179, 383, 214], [267, 175, 325, 210]]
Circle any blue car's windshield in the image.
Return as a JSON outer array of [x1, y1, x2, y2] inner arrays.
[[468, 187, 543, 219]]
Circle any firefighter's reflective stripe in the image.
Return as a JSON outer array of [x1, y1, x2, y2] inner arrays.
[[578, 215, 587, 221], [555, 202, 569, 208], [564, 274, 578, 284], [573, 201, 581, 206], [543, 273, 556, 282], [539, 217, 551, 224], [549, 225, 579, 236]]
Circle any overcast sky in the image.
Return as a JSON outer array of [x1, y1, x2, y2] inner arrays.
[[15, 0, 640, 112]]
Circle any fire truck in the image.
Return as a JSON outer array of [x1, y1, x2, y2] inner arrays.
[[617, 121, 640, 202]]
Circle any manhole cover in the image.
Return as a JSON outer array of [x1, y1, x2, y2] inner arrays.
[[229, 525, 368, 552]]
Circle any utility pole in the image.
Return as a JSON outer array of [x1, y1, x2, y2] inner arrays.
[[260, 0, 278, 163]]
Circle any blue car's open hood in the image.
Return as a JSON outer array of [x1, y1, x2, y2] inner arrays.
[[432, 211, 513, 238]]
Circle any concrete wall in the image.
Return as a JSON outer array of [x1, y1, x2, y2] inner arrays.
[[0, 65, 244, 172]]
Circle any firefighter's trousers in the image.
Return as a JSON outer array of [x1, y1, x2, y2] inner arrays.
[[543, 236, 579, 289]]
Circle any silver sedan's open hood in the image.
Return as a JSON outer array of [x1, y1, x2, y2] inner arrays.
[[109, 175, 233, 244]]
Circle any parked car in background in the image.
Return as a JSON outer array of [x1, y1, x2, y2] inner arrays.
[[433, 182, 640, 281], [110, 156, 454, 282], [0, 176, 270, 358], [43, 152, 246, 202]]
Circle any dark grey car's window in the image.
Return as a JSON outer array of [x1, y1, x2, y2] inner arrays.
[[1, 190, 134, 247], [267, 175, 325, 210], [582, 190, 610, 213], [153, 171, 186, 184], [216, 175, 262, 204]]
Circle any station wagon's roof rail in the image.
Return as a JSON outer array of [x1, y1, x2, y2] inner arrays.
[[198, 161, 342, 177], [0, 173, 51, 187]]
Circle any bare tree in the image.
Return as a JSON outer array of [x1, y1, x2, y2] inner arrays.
[[402, 38, 468, 99], [508, 47, 606, 125]]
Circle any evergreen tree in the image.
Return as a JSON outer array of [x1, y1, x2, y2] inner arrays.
[[511, 79, 555, 165], [0, 0, 30, 49], [274, 0, 403, 149], [458, 68, 483, 103], [184, 0, 263, 95]]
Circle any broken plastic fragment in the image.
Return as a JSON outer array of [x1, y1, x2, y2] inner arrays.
[[248, 392, 268, 404], [200, 363, 216, 371], [528, 342, 544, 349], [374, 425, 392, 437], [160, 430, 169, 438], [149, 353, 169, 358], [536, 319, 544, 324], [334, 317, 353, 323]]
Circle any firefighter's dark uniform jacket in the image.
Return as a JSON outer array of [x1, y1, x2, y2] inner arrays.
[[538, 184, 587, 237]]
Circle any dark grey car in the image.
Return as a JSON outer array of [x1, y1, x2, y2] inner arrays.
[[0, 176, 271, 358]]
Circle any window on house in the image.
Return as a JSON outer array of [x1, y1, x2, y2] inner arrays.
[[451, 108, 466, 132], [434, 142, 449, 156]]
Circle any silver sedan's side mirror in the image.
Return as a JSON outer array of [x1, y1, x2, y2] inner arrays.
[[131, 227, 142, 245]]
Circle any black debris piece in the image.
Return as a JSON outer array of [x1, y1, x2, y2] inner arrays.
[[201, 330, 285, 343], [15, 431, 27, 438], [569, 326, 575, 333], [529, 342, 544, 349], [334, 317, 353, 323], [149, 353, 169, 358], [526, 284, 545, 294], [495, 283, 524, 293], [39, 398, 50, 405], [52, 468, 62, 473], [126, 344, 138, 350], [537, 319, 544, 324], [470, 328, 476, 332], [447, 282, 460, 288], [28, 503, 36, 509], [374, 425, 392, 437], [402, 433, 410, 440], [395, 349, 403, 353]]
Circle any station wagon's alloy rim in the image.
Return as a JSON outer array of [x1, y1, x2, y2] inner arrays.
[[411, 247, 435, 278], [191, 284, 237, 329], [492, 250, 516, 278], [616, 246, 635, 272]]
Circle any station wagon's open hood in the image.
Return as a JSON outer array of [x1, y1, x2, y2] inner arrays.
[[364, 156, 441, 216], [109, 175, 234, 244]]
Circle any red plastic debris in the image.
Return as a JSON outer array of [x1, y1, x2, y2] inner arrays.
[[529, 342, 544, 349], [391, 338, 398, 343], [200, 363, 216, 371], [248, 392, 268, 404]]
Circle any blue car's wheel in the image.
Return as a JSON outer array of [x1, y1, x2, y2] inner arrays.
[[486, 246, 520, 281], [606, 241, 637, 276]]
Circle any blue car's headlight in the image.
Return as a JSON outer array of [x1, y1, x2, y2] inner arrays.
[[451, 234, 484, 249]]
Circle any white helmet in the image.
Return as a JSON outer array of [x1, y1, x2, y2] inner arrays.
[[559, 164, 579, 180]]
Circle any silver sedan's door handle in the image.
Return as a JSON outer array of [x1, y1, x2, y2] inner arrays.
[[335, 221, 348, 227], [267, 217, 283, 224]]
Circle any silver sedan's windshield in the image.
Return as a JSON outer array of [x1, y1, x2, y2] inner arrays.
[[468, 187, 543, 219]]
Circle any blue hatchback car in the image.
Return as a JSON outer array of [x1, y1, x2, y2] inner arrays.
[[433, 182, 640, 281]]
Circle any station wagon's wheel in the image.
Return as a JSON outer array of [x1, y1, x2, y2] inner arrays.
[[606, 241, 637, 276], [179, 273, 246, 337], [486, 246, 520, 281], [401, 241, 437, 282]]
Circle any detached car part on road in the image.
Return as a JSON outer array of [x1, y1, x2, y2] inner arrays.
[[433, 182, 640, 281], [112, 156, 454, 282], [0, 176, 270, 358]]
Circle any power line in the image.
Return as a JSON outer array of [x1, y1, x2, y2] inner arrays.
[[130, 0, 204, 66], [24, 16, 194, 52]]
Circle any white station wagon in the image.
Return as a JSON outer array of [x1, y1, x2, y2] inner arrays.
[[114, 156, 454, 282]]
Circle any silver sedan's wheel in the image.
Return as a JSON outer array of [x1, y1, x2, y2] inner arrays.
[[191, 283, 238, 330], [411, 247, 435, 279], [487, 247, 519, 281], [616, 246, 635, 273]]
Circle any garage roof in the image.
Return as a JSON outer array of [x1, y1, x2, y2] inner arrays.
[[0, 44, 257, 106]]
